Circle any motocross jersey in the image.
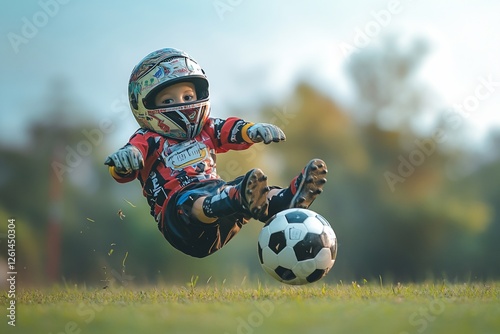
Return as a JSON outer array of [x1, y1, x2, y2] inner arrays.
[[109, 117, 254, 222]]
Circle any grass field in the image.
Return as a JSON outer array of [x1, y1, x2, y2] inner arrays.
[[2, 280, 500, 334]]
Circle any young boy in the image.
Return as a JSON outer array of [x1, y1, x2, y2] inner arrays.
[[105, 48, 327, 258]]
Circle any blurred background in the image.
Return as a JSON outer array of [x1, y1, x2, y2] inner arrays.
[[1, 0, 499, 287]]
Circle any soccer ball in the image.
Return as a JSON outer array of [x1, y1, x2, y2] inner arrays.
[[257, 208, 337, 285]]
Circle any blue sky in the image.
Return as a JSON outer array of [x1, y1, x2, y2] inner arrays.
[[1, 0, 500, 148]]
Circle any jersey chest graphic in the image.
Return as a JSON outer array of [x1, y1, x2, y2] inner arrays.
[[162, 139, 212, 171]]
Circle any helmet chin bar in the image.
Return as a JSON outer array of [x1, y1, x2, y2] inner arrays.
[[176, 110, 196, 139], [148, 99, 210, 139]]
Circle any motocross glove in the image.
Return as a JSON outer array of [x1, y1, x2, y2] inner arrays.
[[104, 145, 144, 175], [247, 123, 286, 144]]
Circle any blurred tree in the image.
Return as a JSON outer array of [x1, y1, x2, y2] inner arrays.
[[340, 34, 497, 281], [346, 33, 433, 135]]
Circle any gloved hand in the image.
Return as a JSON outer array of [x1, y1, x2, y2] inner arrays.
[[104, 145, 144, 175], [247, 123, 286, 144]]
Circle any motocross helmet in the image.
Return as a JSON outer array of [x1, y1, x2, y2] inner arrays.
[[128, 48, 210, 139]]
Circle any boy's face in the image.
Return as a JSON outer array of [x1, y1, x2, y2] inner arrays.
[[154, 82, 197, 107]]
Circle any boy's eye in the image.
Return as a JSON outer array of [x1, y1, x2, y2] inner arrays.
[[161, 98, 174, 105], [184, 95, 194, 101]]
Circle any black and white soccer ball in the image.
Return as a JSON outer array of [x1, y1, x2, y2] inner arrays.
[[258, 208, 337, 285]]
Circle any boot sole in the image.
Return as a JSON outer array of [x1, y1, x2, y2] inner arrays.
[[243, 169, 270, 220], [290, 159, 328, 209]]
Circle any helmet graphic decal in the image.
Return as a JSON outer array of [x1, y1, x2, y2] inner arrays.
[[129, 48, 185, 82]]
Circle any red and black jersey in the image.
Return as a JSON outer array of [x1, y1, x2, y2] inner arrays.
[[109, 117, 255, 221]]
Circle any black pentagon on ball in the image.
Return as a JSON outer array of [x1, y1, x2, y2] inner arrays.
[[268, 231, 287, 254], [306, 269, 326, 283], [285, 210, 310, 224], [293, 232, 326, 261], [257, 243, 263, 264], [275, 266, 296, 281]]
